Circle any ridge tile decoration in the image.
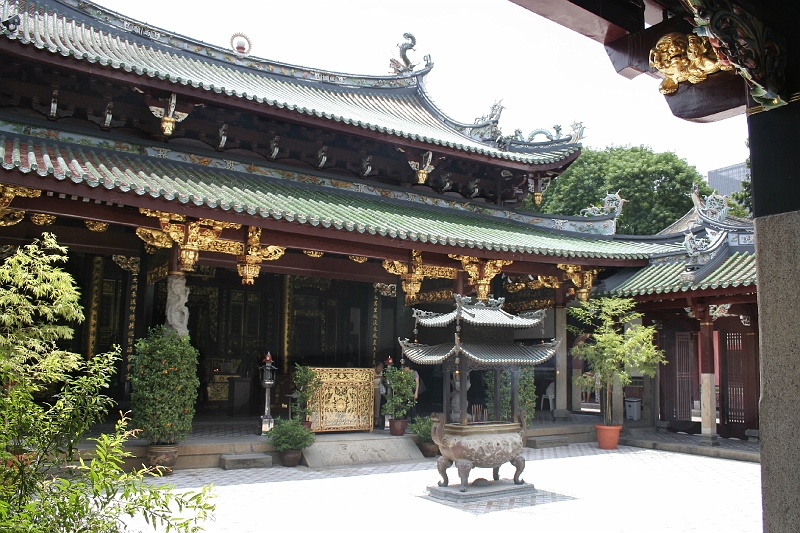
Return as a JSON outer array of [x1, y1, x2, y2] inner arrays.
[[604, 251, 756, 297], [0, 0, 581, 164], [0, 119, 604, 235], [0, 129, 684, 260]]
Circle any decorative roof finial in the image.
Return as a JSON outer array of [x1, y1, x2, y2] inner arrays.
[[230, 33, 252, 56], [389, 33, 418, 74]]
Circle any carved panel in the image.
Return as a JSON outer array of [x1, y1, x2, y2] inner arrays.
[[309, 368, 374, 432]]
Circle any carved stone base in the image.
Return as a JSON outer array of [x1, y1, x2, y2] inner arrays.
[[427, 479, 537, 503]]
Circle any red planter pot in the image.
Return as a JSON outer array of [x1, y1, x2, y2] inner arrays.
[[595, 424, 622, 450], [389, 418, 408, 436]]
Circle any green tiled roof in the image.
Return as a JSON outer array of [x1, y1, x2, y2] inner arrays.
[[606, 252, 757, 296], [0, 134, 681, 260], [0, 0, 580, 165]]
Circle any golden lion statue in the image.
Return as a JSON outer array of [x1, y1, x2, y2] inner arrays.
[[649, 32, 731, 95]]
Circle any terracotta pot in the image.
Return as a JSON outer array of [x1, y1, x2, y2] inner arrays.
[[389, 418, 408, 436], [280, 449, 302, 467], [300, 421, 312, 430], [147, 444, 179, 472], [418, 441, 439, 457], [595, 424, 622, 450]]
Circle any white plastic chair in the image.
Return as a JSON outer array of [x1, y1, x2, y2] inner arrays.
[[540, 382, 555, 411]]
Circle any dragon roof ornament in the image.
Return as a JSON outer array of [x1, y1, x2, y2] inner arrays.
[[692, 183, 729, 223], [389, 33, 433, 75], [580, 191, 627, 218]]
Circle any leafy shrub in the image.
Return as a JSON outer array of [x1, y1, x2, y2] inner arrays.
[[0, 234, 214, 532], [381, 367, 416, 419], [485, 366, 537, 421], [407, 415, 434, 443], [130, 326, 200, 444], [291, 364, 322, 421], [267, 418, 315, 451]]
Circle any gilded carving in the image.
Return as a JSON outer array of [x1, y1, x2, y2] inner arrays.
[[0, 185, 41, 207], [146, 262, 169, 285], [30, 213, 56, 225], [86, 257, 104, 358], [349, 255, 368, 263], [303, 250, 324, 258], [235, 227, 286, 284], [0, 209, 25, 226], [384, 251, 456, 304], [406, 289, 453, 306], [504, 275, 561, 293], [112, 256, 141, 374], [308, 368, 374, 432], [502, 299, 555, 314], [85, 220, 109, 232], [136, 227, 174, 251], [557, 264, 600, 302], [649, 32, 730, 95], [450, 255, 512, 301]]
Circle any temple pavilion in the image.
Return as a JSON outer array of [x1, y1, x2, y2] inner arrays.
[[0, 0, 759, 443]]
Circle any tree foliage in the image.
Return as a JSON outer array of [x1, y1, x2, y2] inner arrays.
[[0, 234, 214, 532], [130, 326, 200, 445], [533, 146, 713, 235], [568, 297, 665, 426], [485, 367, 537, 422], [381, 367, 417, 419]]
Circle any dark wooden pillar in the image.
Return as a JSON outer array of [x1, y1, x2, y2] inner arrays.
[[494, 368, 501, 421]]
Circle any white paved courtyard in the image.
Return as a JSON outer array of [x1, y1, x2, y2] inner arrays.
[[136, 444, 762, 532]]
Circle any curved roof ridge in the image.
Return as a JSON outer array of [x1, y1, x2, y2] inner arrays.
[[51, 0, 427, 88]]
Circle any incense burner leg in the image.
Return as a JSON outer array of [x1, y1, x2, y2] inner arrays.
[[511, 455, 525, 485], [456, 459, 473, 492], [437, 456, 452, 487], [492, 466, 500, 481]]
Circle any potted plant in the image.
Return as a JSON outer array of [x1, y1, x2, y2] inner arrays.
[[408, 416, 439, 457], [292, 364, 322, 428], [130, 325, 200, 470], [266, 418, 316, 466], [381, 366, 417, 436], [569, 297, 665, 449]]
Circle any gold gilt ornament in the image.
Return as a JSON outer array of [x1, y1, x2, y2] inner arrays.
[[304, 250, 324, 258], [235, 226, 286, 284], [30, 213, 56, 225], [85, 221, 109, 232], [449, 255, 513, 301], [649, 32, 731, 95], [307, 368, 374, 432], [382, 250, 456, 304], [349, 255, 368, 263], [138, 209, 241, 271], [0, 185, 41, 227], [505, 274, 561, 292], [557, 264, 601, 302], [135, 227, 173, 252]]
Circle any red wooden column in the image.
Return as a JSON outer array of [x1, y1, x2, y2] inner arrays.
[[694, 301, 719, 446]]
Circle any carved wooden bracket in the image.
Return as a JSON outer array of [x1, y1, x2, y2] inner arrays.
[[557, 264, 601, 302], [236, 226, 285, 285], [383, 250, 457, 303], [503, 274, 561, 293], [683, 0, 787, 110], [449, 254, 513, 301], [146, 93, 199, 136], [137, 209, 242, 271], [0, 185, 41, 226]]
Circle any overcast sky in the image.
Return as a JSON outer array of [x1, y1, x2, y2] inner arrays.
[[93, 0, 750, 178]]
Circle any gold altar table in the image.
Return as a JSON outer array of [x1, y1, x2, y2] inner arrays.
[[308, 368, 374, 432]]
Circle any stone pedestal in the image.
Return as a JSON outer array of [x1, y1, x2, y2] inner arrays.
[[700, 373, 719, 446]]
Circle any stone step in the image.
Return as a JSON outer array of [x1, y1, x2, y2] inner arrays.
[[219, 453, 273, 470], [302, 433, 423, 468], [527, 435, 569, 449]]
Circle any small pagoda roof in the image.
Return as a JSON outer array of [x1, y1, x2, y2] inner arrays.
[[399, 335, 559, 366], [0, 0, 582, 167], [412, 294, 545, 328], [0, 129, 685, 260]]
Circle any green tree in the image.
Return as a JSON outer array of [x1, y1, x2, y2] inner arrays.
[[568, 297, 665, 426], [532, 146, 713, 235], [0, 234, 214, 532], [485, 367, 537, 422], [729, 139, 752, 218]]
